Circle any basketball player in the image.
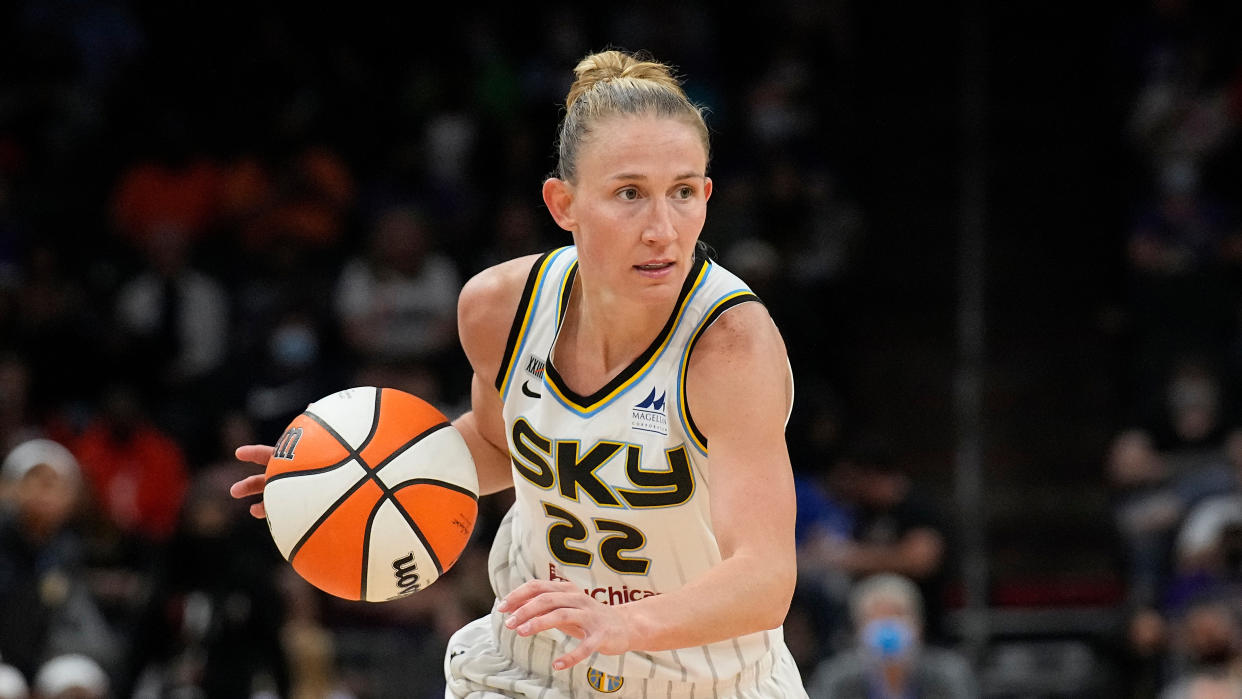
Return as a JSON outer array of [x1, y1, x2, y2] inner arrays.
[[232, 49, 807, 697]]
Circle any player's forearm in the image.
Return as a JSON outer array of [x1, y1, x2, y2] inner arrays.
[[452, 411, 513, 495], [620, 548, 795, 652]]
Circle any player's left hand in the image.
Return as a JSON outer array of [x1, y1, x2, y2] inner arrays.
[[498, 579, 637, 670]]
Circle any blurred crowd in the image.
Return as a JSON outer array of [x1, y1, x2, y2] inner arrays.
[[1105, 0, 1242, 697], [0, 1, 1240, 698]]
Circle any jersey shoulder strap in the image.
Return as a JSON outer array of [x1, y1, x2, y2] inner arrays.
[[493, 247, 578, 400]]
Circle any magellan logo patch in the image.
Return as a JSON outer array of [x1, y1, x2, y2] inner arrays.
[[586, 668, 623, 693], [631, 387, 668, 436]]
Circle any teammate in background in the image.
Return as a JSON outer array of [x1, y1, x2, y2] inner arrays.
[[231, 48, 807, 697]]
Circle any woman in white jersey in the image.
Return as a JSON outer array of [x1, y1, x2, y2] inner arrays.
[[232, 49, 807, 698]]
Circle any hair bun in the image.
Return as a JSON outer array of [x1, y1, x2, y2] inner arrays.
[[566, 50, 681, 110]]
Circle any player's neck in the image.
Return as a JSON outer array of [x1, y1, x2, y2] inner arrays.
[[556, 280, 669, 385]]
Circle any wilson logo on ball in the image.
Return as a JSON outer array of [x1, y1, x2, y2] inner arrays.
[[272, 427, 303, 460], [392, 552, 421, 594]]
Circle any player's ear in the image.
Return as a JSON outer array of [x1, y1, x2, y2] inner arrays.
[[703, 177, 712, 203], [542, 178, 576, 232]]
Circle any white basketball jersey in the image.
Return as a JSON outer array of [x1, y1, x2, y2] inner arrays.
[[491, 246, 788, 685]]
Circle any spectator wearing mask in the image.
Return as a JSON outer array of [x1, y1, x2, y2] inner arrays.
[[799, 442, 950, 646], [808, 573, 976, 699]]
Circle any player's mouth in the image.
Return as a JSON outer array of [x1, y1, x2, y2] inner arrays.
[[634, 261, 675, 272]]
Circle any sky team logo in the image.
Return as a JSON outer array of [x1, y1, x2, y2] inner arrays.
[[631, 387, 668, 436], [586, 668, 623, 693]]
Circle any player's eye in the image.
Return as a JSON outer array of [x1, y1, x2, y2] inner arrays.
[[674, 185, 694, 199], [617, 187, 639, 201]]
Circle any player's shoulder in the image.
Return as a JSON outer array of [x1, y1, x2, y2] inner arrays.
[[460, 254, 543, 315], [458, 253, 545, 367], [686, 299, 790, 424], [691, 299, 784, 364]]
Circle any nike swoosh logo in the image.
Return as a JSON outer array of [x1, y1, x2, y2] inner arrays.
[[522, 380, 542, 399]]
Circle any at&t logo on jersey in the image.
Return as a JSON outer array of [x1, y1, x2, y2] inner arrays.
[[631, 387, 668, 436]]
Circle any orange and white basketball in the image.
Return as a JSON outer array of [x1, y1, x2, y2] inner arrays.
[[262, 386, 478, 602]]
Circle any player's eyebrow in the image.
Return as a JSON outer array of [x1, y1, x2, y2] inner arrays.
[[609, 172, 705, 181]]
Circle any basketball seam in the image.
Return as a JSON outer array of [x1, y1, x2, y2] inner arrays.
[[365, 423, 459, 577], [355, 430, 459, 590], [264, 451, 355, 485], [388, 479, 478, 575], [302, 410, 362, 455], [360, 492, 383, 600], [388, 477, 479, 502], [368, 422, 453, 474], [293, 422, 455, 583], [361, 388, 385, 451], [288, 470, 373, 563]]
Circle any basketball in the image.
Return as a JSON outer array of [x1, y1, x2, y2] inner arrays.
[[262, 386, 479, 602]]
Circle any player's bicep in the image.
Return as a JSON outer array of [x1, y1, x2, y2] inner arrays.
[[453, 257, 539, 495], [688, 305, 797, 562]]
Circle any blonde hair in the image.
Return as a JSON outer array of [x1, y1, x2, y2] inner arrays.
[[555, 49, 710, 182]]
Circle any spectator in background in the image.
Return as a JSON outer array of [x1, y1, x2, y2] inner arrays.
[[799, 442, 950, 648], [5, 244, 98, 412], [1109, 428, 1186, 611], [112, 228, 230, 459], [807, 573, 977, 699], [229, 145, 355, 259], [113, 229, 229, 391], [1175, 487, 1242, 584], [239, 306, 347, 444], [1155, 359, 1235, 480], [1163, 435, 1242, 615], [1124, 160, 1239, 420], [0, 439, 119, 687], [108, 114, 221, 252], [0, 660, 27, 699], [1115, 423, 1242, 697], [788, 430, 856, 669], [277, 568, 357, 699], [1158, 597, 1242, 698], [123, 461, 289, 698], [117, 407, 287, 697], [224, 192, 346, 443], [1162, 673, 1242, 699], [31, 654, 109, 699], [70, 383, 188, 546], [332, 204, 461, 401], [472, 194, 551, 273], [0, 352, 38, 454]]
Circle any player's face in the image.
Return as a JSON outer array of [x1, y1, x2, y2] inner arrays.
[[563, 115, 712, 304]]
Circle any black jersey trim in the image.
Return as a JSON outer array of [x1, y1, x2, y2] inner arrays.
[[494, 250, 557, 393], [680, 292, 762, 452], [544, 257, 708, 412]]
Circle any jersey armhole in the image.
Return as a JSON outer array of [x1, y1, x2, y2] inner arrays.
[[678, 293, 762, 454], [494, 250, 556, 395]]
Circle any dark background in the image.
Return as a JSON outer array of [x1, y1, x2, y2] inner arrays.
[[2, 1, 1241, 697]]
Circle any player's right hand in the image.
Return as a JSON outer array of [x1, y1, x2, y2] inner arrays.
[[230, 444, 275, 519]]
